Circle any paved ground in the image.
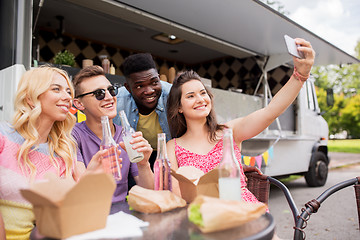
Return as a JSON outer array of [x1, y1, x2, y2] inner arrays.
[[328, 152, 360, 169], [269, 152, 360, 240]]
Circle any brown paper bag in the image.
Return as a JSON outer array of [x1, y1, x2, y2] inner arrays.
[[188, 195, 267, 233], [128, 185, 186, 213]]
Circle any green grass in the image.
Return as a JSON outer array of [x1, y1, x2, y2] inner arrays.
[[328, 139, 360, 153], [277, 175, 302, 183]]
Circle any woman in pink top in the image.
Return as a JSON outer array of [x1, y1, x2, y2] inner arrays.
[[166, 38, 315, 202]]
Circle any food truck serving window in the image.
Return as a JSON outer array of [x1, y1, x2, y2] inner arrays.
[[305, 81, 316, 111]]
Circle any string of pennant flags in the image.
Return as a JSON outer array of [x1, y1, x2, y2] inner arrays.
[[241, 146, 274, 170], [70, 107, 87, 122]]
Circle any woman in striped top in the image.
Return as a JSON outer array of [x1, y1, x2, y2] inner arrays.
[[0, 66, 106, 240]]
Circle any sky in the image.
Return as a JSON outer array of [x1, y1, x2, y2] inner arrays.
[[266, 0, 360, 57]]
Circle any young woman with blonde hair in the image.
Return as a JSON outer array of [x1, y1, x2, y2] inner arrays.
[[0, 66, 106, 239]]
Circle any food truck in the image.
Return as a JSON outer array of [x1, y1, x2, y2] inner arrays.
[[1, 0, 359, 186]]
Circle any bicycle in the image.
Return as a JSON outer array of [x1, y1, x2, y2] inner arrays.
[[245, 172, 360, 239]]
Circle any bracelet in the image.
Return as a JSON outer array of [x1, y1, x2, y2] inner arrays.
[[292, 67, 309, 82]]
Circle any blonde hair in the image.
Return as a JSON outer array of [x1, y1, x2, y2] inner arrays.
[[12, 66, 77, 177]]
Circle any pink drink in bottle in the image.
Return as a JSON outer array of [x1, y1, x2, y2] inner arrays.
[[154, 133, 172, 191], [100, 116, 121, 180]]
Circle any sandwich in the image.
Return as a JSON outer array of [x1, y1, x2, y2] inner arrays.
[[188, 195, 267, 233], [128, 185, 186, 213]]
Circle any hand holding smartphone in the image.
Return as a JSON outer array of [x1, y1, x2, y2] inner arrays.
[[284, 35, 305, 59]]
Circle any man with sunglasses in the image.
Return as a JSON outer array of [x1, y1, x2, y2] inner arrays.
[[114, 53, 172, 170], [72, 66, 154, 205]]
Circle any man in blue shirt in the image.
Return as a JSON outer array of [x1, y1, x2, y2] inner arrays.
[[114, 53, 172, 170]]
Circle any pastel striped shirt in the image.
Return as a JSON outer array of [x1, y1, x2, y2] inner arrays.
[[0, 122, 66, 240]]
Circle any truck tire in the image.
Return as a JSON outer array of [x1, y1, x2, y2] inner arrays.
[[304, 151, 328, 187]]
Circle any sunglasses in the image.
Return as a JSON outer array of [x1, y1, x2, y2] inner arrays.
[[76, 86, 118, 100]]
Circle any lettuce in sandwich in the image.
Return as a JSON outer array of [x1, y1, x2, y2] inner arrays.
[[187, 195, 267, 233]]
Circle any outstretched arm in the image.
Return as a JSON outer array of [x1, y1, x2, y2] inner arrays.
[[227, 38, 315, 144]]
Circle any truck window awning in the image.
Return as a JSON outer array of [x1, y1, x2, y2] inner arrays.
[[58, 0, 360, 67]]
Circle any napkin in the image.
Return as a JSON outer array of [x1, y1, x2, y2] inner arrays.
[[66, 211, 149, 240]]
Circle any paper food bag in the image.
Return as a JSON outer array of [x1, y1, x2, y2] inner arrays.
[[128, 185, 186, 213], [20, 172, 116, 239], [188, 195, 267, 233]]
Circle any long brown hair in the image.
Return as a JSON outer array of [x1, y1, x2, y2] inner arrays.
[[166, 70, 224, 141]]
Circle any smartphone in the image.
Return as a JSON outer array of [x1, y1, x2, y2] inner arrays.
[[284, 35, 305, 59]]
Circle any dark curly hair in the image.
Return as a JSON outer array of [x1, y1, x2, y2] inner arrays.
[[121, 53, 157, 78], [166, 70, 224, 141]]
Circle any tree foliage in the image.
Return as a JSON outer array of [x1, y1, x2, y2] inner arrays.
[[261, 0, 360, 138], [260, 0, 290, 15], [313, 40, 360, 138], [339, 94, 360, 138], [312, 64, 360, 95]]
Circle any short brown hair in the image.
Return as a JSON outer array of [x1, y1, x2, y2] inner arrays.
[[73, 66, 105, 97]]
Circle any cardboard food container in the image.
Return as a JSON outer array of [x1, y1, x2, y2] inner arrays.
[[20, 172, 116, 239], [171, 166, 219, 203]]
